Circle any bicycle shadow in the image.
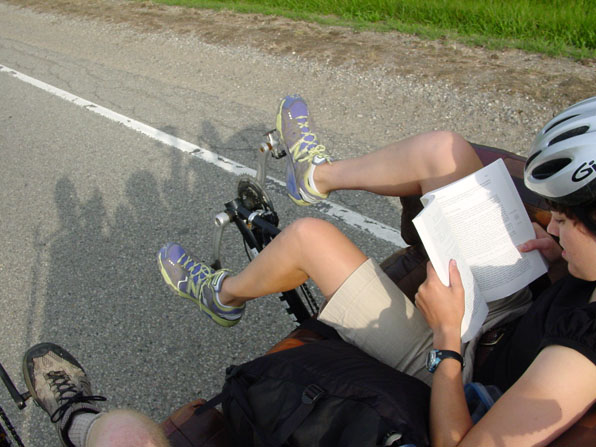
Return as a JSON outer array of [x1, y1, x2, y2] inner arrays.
[[22, 124, 296, 446]]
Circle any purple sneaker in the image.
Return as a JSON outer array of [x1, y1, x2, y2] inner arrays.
[[157, 243, 244, 327], [276, 94, 332, 206]]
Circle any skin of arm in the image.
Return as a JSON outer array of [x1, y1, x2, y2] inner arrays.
[[417, 227, 596, 446], [415, 260, 473, 446], [460, 345, 596, 446]]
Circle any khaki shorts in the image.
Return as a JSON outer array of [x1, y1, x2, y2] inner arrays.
[[319, 258, 532, 386]]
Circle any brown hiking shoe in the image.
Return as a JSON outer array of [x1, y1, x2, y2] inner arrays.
[[23, 343, 105, 447]]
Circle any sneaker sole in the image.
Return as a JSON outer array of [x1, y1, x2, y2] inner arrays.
[[158, 256, 240, 328], [288, 192, 311, 206]]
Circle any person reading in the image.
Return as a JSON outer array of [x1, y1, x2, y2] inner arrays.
[[158, 94, 596, 446]]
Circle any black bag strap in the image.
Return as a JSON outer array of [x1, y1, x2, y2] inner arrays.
[[227, 378, 326, 446], [190, 377, 276, 445], [192, 389, 227, 416], [190, 365, 250, 417], [206, 365, 328, 446], [271, 383, 326, 443]]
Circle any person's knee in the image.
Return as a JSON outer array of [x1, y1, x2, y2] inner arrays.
[[287, 217, 337, 244], [87, 409, 170, 447], [426, 130, 472, 158], [423, 131, 479, 173]]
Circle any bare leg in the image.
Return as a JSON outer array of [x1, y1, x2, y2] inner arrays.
[[219, 218, 367, 307], [219, 131, 482, 307], [86, 409, 170, 447], [314, 131, 483, 197]]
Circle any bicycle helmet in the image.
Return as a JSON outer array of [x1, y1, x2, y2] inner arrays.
[[524, 96, 596, 206]]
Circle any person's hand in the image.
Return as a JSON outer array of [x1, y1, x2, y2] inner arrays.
[[415, 260, 465, 342], [517, 222, 562, 264]]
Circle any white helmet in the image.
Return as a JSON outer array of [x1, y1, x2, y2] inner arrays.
[[524, 96, 596, 206]]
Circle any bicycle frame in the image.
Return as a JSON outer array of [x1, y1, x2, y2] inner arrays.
[[0, 362, 29, 446], [0, 132, 321, 447], [211, 131, 319, 323]]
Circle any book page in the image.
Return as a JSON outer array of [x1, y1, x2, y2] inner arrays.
[[427, 159, 547, 301], [413, 199, 488, 343]]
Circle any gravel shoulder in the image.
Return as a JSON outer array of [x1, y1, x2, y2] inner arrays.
[[6, 0, 596, 108], [2, 0, 596, 157]]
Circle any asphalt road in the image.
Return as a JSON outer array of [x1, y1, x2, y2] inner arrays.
[[0, 3, 406, 445]]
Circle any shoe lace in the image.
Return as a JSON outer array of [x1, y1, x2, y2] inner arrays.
[[46, 371, 106, 423], [178, 253, 202, 273], [291, 115, 329, 163], [189, 268, 232, 304], [187, 264, 218, 298]]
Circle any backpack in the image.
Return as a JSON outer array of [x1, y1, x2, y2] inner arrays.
[[207, 338, 431, 447]]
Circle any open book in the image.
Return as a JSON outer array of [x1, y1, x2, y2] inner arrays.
[[413, 159, 548, 342]]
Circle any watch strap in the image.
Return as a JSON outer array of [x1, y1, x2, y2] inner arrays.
[[427, 349, 464, 373], [437, 349, 464, 367]]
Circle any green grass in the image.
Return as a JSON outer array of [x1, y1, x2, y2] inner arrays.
[[146, 0, 596, 59]]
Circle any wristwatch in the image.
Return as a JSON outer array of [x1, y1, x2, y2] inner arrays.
[[426, 349, 464, 373]]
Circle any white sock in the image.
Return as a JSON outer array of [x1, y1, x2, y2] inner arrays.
[[215, 292, 241, 309], [213, 272, 241, 309], [68, 411, 103, 447], [308, 165, 322, 194]]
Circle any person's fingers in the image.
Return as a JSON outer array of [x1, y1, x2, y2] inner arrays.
[[518, 238, 550, 252], [448, 259, 463, 290]]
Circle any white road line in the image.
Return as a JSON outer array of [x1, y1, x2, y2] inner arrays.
[[1, 64, 405, 246]]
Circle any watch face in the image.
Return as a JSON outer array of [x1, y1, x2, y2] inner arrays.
[[426, 350, 439, 372]]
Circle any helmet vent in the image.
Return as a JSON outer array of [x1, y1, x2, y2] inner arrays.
[[524, 150, 542, 171], [531, 158, 572, 179], [544, 114, 578, 134], [548, 125, 589, 146]]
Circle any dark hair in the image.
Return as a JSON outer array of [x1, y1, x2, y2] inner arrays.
[[546, 199, 596, 236]]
